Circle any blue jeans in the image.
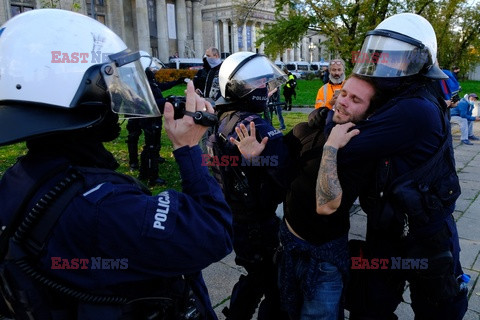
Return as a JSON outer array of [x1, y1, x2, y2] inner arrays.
[[296, 261, 343, 319], [278, 222, 347, 320], [276, 105, 285, 129]]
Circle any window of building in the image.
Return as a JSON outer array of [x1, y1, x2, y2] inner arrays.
[[96, 14, 105, 25], [10, 2, 34, 18], [86, 0, 106, 21]]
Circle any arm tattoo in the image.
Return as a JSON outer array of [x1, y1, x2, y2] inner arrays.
[[316, 145, 343, 208]]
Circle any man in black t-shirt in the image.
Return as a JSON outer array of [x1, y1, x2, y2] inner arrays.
[[231, 74, 379, 319]]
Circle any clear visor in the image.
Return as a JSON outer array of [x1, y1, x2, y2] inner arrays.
[[102, 51, 161, 118], [229, 57, 287, 98], [352, 35, 431, 77]]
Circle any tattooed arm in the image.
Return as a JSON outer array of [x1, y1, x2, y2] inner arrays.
[[316, 122, 359, 215]]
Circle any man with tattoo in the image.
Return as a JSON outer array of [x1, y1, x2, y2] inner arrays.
[[316, 13, 467, 320], [232, 74, 378, 319]]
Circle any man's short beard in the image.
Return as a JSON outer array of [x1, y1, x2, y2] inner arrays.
[[329, 73, 345, 85]]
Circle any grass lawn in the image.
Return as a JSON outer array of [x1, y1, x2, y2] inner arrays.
[[2, 79, 479, 193]]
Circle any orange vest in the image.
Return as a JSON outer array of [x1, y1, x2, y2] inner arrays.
[[314, 82, 344, 109]]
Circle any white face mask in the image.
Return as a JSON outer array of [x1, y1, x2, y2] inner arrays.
[[469, 100, 476, 106]]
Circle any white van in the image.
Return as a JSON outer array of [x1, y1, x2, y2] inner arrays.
[[285, 61, 312, 79], [168, 58, 204, 70], [310, 61, 329, 75], [274, 60, 286, 71]]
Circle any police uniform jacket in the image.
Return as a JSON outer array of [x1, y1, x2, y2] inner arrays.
[[0, 143, 233, 319]]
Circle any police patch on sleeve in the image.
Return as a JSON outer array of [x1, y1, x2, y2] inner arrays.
[[143, 191, 178, 240]]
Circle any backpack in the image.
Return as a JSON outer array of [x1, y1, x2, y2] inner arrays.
[[440, 69, 460, 100]]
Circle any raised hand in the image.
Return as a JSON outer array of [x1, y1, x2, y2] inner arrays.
[[229, 121, 268, 158]]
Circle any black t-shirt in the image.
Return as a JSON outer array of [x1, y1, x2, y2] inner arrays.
[[283, 122, 357, 245]]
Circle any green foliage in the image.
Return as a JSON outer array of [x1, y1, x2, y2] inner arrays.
[[155, 69, 197, 83], [40, 0, 60, 8], [259, 14, 314, 57], [72, 0, 82, 11], [261, 0, 480, 72], [459, 80, 480, 96]]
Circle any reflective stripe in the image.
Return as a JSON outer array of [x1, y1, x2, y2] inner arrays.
[[82, 183, 105, 196]]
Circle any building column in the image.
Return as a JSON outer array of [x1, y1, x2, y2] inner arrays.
[[232, 22, 239, 53], [156, 0, 169, 62], [192, 0, 203, 58], [136, 0, 151, 51], [302, 37, 308, 61], [258, 23, 265, 54], [251, 22, 256, 52], [294, 47, 300, 61], [214, 20, 220, 51], [242, 22, 247, 51], [222, 19, 229, 55], [175, 0, 187, 57], [106, 0, 125, 42]]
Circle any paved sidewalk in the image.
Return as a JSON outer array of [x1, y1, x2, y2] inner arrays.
[[203, 113, 480, 320]]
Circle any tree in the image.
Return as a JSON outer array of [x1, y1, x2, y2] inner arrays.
[[258, 0, 480, 74]]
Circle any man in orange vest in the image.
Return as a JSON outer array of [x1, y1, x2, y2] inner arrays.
[[315, 59, 345, 109]]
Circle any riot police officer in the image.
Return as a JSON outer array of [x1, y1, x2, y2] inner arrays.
[[0, 9, 232, 320], [207, 52, 289, 320], [316, 13, 468, 320]]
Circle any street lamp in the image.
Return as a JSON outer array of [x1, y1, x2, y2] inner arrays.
[[308, 42, 315, 63]]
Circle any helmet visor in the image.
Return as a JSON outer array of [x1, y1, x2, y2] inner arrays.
[[352, 34, 431, 78], [102, 50, 161, 118], [229, 56, 287, 99]]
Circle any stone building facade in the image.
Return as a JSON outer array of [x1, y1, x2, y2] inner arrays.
[[0, 0, 331, 64]]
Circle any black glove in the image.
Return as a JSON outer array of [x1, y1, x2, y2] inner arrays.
[[308, 107, 329, 129]]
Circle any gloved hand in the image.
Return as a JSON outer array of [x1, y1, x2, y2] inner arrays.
[[308, 107, 329, 129]]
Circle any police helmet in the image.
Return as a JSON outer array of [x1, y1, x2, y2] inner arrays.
[[0, 9, 160, 146], [139, 50, 164, 72], [218, 52, 287, 102], [353, 13, 447, 80]]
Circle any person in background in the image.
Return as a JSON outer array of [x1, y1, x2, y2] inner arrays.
[[203, 47, 223, 101], [452, 66, 461, 81], [267, 85, 286, 131], [450, 93, 480, 145], [314, 59, 345, 109], [282, 69, 297, 111], [126, 53, 186, 186]]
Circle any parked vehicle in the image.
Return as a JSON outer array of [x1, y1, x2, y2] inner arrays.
[[168, 58, 204, 70], [275, 60, 286, 71], [310, 61, 329, 76], [285, 61, 312, 79]]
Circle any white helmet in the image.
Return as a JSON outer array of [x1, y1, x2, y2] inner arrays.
[[219, 52, 287, 102], [139, 50, 164, 72], [0, 9, 160, 146], [353, 13, 447, 79]]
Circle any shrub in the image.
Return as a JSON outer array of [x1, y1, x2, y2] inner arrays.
[[155, 69, 197, 82]]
